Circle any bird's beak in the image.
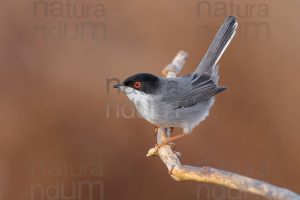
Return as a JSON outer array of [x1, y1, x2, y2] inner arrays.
[[113, 84, 123, 88]]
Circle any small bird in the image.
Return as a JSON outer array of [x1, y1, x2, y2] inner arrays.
[[114, 16, 238, 145]]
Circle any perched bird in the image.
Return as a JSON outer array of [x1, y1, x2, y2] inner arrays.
[[114, 16, 238, 145]]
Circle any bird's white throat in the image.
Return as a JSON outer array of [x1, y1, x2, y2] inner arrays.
[[121, 86, 156, 123]]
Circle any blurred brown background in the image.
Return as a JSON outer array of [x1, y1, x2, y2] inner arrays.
[[0, 0, 299, 199]]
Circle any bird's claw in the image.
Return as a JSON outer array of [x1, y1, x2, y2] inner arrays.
[[168, 142, 176, 150], [154, 141, 175, 150]]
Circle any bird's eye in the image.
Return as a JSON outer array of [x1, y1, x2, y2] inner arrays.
[[133, 81, 142, 89]]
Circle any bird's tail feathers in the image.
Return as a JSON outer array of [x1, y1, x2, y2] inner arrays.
[[194, 16, 238, 75]]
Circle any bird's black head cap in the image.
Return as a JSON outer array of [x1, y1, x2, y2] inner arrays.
[[123, 73, 160, 94]]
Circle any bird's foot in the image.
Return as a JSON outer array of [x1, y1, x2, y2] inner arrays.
[[148, 128, 184, 157], [154, 133, 186, 149], [147, 133, 185, 157], [155, 142, 175, 150]]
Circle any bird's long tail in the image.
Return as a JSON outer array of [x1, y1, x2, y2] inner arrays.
[[194, 16, 238, 78]]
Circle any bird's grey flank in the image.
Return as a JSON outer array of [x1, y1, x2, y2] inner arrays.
[[115, 16, 238, 142]]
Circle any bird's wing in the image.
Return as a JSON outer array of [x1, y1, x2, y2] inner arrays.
[[162, 74, 226, 109], [194, 16, 238, 75]]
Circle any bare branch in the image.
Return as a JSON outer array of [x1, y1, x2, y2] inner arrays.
[[147, 51, 300, 200]]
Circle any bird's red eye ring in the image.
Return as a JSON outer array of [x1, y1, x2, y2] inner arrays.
[[133, 81, 142, 89]]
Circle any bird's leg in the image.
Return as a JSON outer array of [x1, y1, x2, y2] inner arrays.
[[155, 127, 173, 137], [164, 133, 186, 144], [154, 126, 159, 136], [155, 133, 186, 149]]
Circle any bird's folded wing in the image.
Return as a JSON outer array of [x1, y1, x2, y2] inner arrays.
[[163, 74, 226, 109]]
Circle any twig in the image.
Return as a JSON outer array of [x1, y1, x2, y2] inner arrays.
[[147, 51, 300, 200]]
